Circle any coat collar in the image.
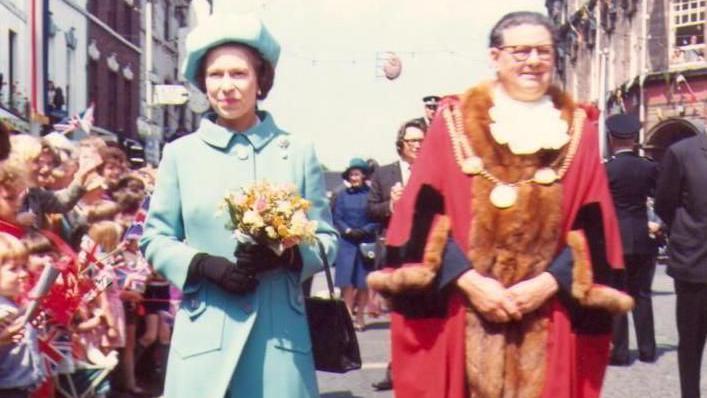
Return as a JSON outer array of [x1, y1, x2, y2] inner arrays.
[[614, 149, 636, 157], [197, 111, 279, 151]]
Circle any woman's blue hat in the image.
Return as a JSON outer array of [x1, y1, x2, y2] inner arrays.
[[181, 13, 281, 88], [342, 158, 370, 179]]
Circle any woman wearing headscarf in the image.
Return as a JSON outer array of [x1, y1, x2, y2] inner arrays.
[[367, 11, 632, 398], [140, 13, 337, 398], [333, 158, 379, 331]]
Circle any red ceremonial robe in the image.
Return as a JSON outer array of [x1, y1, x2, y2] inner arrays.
[[382, 90, 624, 398]]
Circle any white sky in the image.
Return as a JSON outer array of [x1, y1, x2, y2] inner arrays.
[[212, 0, 547, 170]]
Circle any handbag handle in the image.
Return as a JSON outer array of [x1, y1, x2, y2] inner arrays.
[[316, 239, 335, 299]]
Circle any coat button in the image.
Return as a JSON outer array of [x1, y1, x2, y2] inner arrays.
[[190, 298, 199, 310], [236, 147, 249, 160]]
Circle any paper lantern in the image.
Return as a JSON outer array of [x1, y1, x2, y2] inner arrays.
[[383, 52, 402, 80]]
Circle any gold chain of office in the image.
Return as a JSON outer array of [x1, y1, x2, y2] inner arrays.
[[442, 106, 586, 209]]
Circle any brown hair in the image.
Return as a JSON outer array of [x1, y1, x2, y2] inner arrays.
[[21, 232, 53, 255], [0, 121, 9, 161], [99, 146, 128, 169], [396, 118, 428, 155], [197, 43, 275, 100]]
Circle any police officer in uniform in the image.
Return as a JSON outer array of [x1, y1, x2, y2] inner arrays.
[[421, 95, 440, 126], [605, 113, 658, 365]]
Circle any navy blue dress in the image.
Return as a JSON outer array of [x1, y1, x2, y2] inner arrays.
[[333, 185, 379, 289]]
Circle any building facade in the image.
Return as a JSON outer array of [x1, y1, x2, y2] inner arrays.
[[0, 0, 30, 131], [87, 0, 141, 140], [548, 0, 707, 160], [48, 0, 89, 120]]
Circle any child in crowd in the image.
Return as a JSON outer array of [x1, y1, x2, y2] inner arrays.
[[0, 232, 44, 398]]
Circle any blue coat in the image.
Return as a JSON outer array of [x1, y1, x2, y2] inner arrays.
[[140, 112, 338, 398], [332, 186, 378, 288]]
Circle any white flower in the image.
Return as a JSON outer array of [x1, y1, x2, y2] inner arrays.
[[276, 200, 292, 214], [242, 210, 264, 227], [265, 226, 278, 239]]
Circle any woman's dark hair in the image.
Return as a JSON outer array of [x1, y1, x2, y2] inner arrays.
[[197, 43, 275, 100], [488, 11, 557, 48], [0, 121, 10, 161], [396, 118, 428, 155]]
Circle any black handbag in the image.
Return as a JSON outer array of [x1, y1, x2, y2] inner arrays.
[[305, 241, 362, 373], [358, 242, 377, 269]]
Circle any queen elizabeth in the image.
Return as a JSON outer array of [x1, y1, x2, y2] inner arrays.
[[140, 13, 337, 398]]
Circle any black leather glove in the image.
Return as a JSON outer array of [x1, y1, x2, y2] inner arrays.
[[188, 253, 258, 294], [234, 243, 302, 274], [345, 228, 366, 242]]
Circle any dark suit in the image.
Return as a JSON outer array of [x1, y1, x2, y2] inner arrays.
[[655, 133, 707, 398], [366, 161, 404, 390], [605, 151, 658, 363], [367, 161, 403, 228]]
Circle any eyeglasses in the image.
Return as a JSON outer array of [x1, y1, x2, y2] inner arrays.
[[497, 44, 555, 62], [403, 138, 424, 145]]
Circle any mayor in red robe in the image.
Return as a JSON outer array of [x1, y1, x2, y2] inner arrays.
[[368, 12, 632, 398]]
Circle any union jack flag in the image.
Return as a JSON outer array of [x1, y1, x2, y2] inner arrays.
[[37, 326, 74, 376], [52, 103, 95, 136], [124, 195, 151, 241]]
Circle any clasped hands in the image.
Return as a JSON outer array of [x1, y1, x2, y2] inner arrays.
[[190, 243, 300, 295], [456, 269, 558, 323]]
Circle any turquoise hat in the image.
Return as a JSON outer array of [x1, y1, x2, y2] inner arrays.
[[181, 13, 281, 88], [341, 158, 370, 179]]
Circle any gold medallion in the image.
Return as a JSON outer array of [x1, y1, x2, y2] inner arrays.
[[461, 156, 484, 175], [489, 184, 517, 208], [533, 167, 559, 185]]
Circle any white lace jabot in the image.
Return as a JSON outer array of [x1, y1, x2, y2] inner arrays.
[[488, 86, 570, 155]]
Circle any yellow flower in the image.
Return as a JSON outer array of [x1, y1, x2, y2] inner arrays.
[[277, 225, 290, 238]]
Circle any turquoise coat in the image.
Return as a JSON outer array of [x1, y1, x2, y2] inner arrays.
[[140, 112, 338, 398]]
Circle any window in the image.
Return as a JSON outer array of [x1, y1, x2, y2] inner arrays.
[[164, 0, 171, 41], [7, 30, 17, 111], [670, 0, 706, 66], [108, 1, 118, 30], [124, 3, 133, 41], [88, 60, 99, 123], [124, 79, 132, 136], [108, 71, 119, 131]]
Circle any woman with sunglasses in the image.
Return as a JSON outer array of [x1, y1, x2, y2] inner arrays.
[[368, 11, 631, 398]]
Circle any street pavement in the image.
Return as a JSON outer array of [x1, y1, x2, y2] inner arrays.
[[316, 264, 707, 397]]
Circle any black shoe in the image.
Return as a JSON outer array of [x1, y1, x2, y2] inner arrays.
[[639, 354, 656, 363], [609, 356, 630, 366], [372, 377, 393, 391]]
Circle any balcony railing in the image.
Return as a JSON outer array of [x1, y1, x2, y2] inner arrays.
[[670, 44, 706, 69]]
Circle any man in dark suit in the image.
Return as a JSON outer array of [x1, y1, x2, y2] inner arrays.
[[604, 113, 658, 365], [367, 117, 427, 391], [368, 118, 427, 228], [655, 122, 707, 398]]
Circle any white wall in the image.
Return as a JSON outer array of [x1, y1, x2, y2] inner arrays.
[[48, 0, 88, 115], [0, 0, 29, 113]]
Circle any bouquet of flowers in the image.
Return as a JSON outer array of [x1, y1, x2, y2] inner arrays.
[[222, 181, 318, 255]]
